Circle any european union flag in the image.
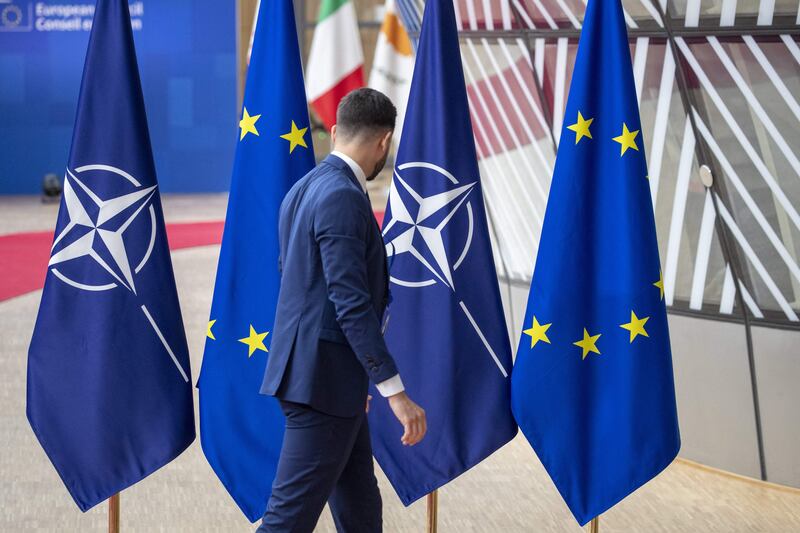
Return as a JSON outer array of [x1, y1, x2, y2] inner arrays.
[[197, 0, 315, 522], [369, 0, 517, 505], [26, 0, 195, 511], [510, 0, 680, 525]]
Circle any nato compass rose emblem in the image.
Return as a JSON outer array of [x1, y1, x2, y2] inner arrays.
[[47, 164, 189, 382], [382, 162, 508, 377]]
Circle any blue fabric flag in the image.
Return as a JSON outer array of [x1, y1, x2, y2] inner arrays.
[[510, 0, 681, 525], [369, 0, 517, 505], [197, 0, 315, 522], [26, 0, 195, 512]]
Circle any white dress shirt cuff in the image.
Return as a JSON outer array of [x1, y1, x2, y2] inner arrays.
[[375, 374, 405, 397]]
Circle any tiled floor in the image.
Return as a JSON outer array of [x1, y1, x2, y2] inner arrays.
[[2, 196, 799, 532]]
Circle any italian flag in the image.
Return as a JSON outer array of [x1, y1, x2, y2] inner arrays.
[[306, 0, 365, 129]]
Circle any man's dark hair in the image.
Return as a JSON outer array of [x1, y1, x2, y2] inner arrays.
[[335, 88, 396, 141]]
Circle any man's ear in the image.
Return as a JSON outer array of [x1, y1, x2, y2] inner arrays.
[[380, 130, 393, 150], [331, 124, 337, 145]]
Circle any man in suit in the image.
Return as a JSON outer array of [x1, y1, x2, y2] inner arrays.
[[258, 88, 427, 533]]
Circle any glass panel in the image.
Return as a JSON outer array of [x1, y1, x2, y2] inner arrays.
[[669, 0, 798, 28], [538, 37, 579, 133], [512, 0, 662, 30], [719, 0, 800, 19], [462, 37, 556, 280], [684, 37, 800, 318], [639, 43, 724, 308], [638, 42, 731, 311], [519, 0, 583, 30]]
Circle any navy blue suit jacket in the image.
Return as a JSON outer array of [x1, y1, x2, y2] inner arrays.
[[261, 154, 399, 417]]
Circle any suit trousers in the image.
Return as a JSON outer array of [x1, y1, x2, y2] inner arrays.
[[257, 400, 382, 533]]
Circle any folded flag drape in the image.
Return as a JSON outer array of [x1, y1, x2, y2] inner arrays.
[[510, 0, 681, 525], [197, 0, 316, 521], [369, 0, 517, 506], [27, 0, 195, 511]]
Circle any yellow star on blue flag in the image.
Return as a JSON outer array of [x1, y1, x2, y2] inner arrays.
[[612, 122, 639, 156], [280, 120, 308, 153], [238, 325, 269, 357], [566, 111, 593, 144], [239, 108, 261, 141], [523, 316, 551, 348]]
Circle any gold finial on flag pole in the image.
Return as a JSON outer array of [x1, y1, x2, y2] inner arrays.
[[108, 493, 120, 533], [426, 490, 438, 533], [587, 516, 599, 533]]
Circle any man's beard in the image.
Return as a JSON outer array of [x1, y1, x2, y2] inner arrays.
[[368, 151, 389, 181]]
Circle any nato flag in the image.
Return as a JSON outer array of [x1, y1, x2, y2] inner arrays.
[[26, 0, 195, 511], [510, 0, 681, 525], [197, 0, 315, 522], [369, 0, 517, 505]]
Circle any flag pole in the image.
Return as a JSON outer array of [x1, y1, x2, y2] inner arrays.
[[426, 490, 438, 533], [108, 493, 120, 533], [587, 516, 599, 533]]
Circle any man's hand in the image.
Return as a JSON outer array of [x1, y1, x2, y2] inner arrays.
[[387, 391, 426, 446]]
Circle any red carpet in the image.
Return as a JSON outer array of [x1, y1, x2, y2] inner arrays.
[[0, 212, 385, 303], [0, 221, 224, 302]]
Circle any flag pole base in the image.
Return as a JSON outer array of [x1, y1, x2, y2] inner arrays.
[[108, 493, 120, 533], [426, 490, 438, 533]]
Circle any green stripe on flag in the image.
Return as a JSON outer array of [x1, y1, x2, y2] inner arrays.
[[318, 0, 350, 21]]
